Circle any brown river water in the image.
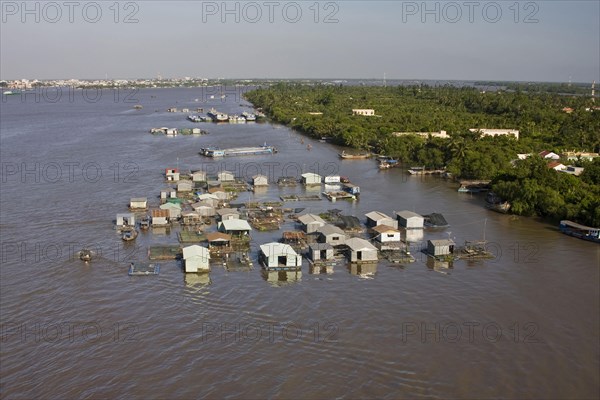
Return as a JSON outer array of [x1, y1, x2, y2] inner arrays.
[[0, 87, 598, 399]]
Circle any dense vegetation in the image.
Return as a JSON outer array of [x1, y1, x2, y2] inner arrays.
[[246, 83, 600, 226]]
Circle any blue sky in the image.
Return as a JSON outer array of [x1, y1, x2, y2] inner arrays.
[[1, 1, 598, 82]]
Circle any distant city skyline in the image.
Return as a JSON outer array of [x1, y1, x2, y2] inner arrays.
[[1, 1, 598, 82]]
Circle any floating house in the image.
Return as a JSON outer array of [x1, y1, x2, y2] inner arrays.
[[343, 183, 360, 196], [191, 171, 207, 182], [218, 219, 252, 237], [165, 168, 180, 181], [129, 197, 148, 210], [182, 245, 210, 273], [151, 209, 169, 226], [323, 175, 341, 184], [301, 172, 322, 186], [216, 208, 240, 221], [191, 202, 216, 217], [345, 238, 378, 263], [116, 213, 135, 227], [196, 195, 219, 208], [259, 242, 302, 270], [396, 210, 424, 229], [159, 202, 181, 219], [298, 213, 326, 233], [253, 174, 268, 186], [181, 211, 202, 225], [205, 232, 232, 251], [177, 181, 193, 192], [365, 211, 398, 229], [307, 243, 335, 263], [372, 225, 401, 250], [210, 191, 229, 201], [160, 188, 177, 201], [218, 171, 235, 182], [427, 239, 455, 257], [316, 224, 347, 246]]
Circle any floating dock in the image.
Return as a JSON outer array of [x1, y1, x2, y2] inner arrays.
[[323, 191, 357, 202], [128, 263, 160, 276]]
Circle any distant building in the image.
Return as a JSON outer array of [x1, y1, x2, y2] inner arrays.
[[177, 181, 193, 192], [469, 128, 519, 140], [560, 166, 585, 176], [191, 171, 207, 182], [352, 109, 375, 116], [218, 171, 235, 182], [539, 150, 560, 160], [151, 209, 169, 226], [562, 151, 600, 162], [129, 197, 147, 210], [259, 243, 302, 270], [392, 130, 449, 139], [165, 168, 180, 181], [547, 161, 566, 171], [216, 208, 240, 221], [159, 202, 181, 219]]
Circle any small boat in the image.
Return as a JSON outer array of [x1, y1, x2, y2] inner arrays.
[[79, 249, 93, 262], [140, 217, 150, 230], [122, 228, 138, 241], [133, 105, 143, 109], [423, 213, 449, 228], [485, 192, 511, 213], [307, 144, 312, 151], [339, 151, 370, 159], [458, 186, 481, 193], [559, 220, 600, 243], [241, 112, 256, 121]]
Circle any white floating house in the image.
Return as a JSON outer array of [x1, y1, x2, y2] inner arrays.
[[129, 197, 148, 210], [253, 174, 268, 186], [396, 210, 424, 229], [316, 224, 347, 246], [191, 171, 207, 182], [259, 242, 302, 270], [372, 225, 402, 250], [365, 211, 398, 229], [165, 168, 180, 181], [116, 213, 135, 227], [301, 172, 322, 186], [159, 202, 182, 219], [218, 170, 235, 182], [218, 219, 252, 237], [427, 239, 455, 257], [177, 181, 193, 192], [210, 191, 229, 201], [345, 238, 378, 263], [151, 209, 169, 226], [160, 188, 177, 201], [182, 245, 210, 273], [323, 175, 341, 184], [298, 213, 326, 233]]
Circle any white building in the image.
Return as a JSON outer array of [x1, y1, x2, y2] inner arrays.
[[392, 130, 449, 139], [469, 128, 519, 140], [191, 171, 207, 182], [182, 245, 210, 273], [352, 109, 375, 116], [159, 202, 182, 219], [218, 171, 235, 182], [259, 242, 302, 270], [129, 197, 148, 210], [253, 175, 268, 186], [177, 181, 193, 192]]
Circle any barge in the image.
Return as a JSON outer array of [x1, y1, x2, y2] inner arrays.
[[200, 144, 277, 157], [559, 220, 600, 243]]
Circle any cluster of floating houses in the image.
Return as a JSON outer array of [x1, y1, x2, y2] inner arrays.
[[102, 164, 500, 280], [188, 109, 264, 123]]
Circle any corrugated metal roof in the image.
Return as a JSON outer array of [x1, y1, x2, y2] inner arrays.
[[260, 242, 298, 257], [317, 224, 345, 236], [183, 245, 209, 259], [298, 214, 326, 225], [366, 211, 392, 221], [345, 238, 377, 251], [219, 219, 252, 231], [396, 210, 423, 219]]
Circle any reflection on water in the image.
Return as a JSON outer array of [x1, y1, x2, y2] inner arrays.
[[426, 257, 453, 274], [261, 269, 302, 285], [309, 264, 335, 274], [347, 262, 378, 278], [184, 272, 212, 286]]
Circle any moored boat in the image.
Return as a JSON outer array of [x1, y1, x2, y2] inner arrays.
[[122, 227, 138, 241], [339, 151, 371, 159], [559, 220, 600, 243], [79, 249, 93, 262]]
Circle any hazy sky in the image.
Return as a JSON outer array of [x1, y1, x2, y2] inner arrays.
[[1, 1, 599, 82]]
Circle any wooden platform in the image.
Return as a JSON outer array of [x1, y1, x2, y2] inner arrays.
[[148, 245, 181, 260], [178, 231, 206, 243]]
